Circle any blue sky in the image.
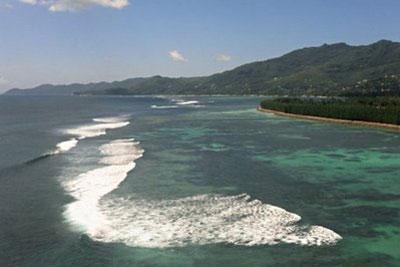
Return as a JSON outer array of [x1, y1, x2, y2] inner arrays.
[[1, 0, 400, 92]]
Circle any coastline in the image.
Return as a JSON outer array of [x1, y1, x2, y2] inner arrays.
[[257, 106, 400, 131]]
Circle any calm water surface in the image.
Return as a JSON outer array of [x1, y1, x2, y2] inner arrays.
[[0, 95, 399, 266]]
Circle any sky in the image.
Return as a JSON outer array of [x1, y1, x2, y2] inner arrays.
[[1, 0, 400, 92]]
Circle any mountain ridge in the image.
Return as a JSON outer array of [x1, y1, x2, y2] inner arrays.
[[5, 40, 400, 96]]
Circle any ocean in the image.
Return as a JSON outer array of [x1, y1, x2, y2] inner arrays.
[[0, 95, 399, 266]]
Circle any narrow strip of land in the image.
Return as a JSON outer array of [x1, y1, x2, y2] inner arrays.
[[257, 106, 400, 131]]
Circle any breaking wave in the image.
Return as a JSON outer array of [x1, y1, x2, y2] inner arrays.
[[172, 99, 204, 108], [93, 116, 129, 123], [65, 117, 129, 139], [62, 138, 144, 238], [54, 138, 78, 153], [90, 193, 342, 248], [58, 116, 341, 249], [24, 138, 78, 165], [176, 100, 199, 105], [151, 105, 179, 109], [63, 150, 342, 248], [24, 116, 129, 165]]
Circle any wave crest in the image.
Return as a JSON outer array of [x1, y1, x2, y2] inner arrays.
[[63, 138, 144, 237], [71, 192, 342, 248], [151, 105, 179, 109], [66, 121, 130, 139], [55, 138, 78, 153], [58, 117, 341, 249]]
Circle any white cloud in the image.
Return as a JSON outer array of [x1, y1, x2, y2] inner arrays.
[[19, 0, 130, 11], [168, 50, 187, 62], [20, 0, 37, 5], [215, 53, 231, 62]]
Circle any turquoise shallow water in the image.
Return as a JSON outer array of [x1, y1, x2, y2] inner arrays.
[[0, 95, 399, 266]]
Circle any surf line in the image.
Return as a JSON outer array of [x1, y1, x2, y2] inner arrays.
[[25, 116, 130, 165], [57, 117, 342, 248], [62, 138, 144, 238]]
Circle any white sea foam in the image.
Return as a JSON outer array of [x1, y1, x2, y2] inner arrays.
[[63, 138, 144, 238], [176, 100, 199, 105], [92, 193, 342, 248], [60, 118, 341, 248], [93, 116, 128, 123], [175, 100, 205, 108], [151, 105, 179, 109], [65, 120, 129, 139], [54, 138, 78, 153], [50, 116, 129, 157]]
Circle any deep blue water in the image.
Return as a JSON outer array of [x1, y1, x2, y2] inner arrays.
[[0, 95, 399, 266]]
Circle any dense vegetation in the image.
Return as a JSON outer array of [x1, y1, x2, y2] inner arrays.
[[260, 97, 400, 125], [5, 40, 400, 96], [341, 75, 400, 97]]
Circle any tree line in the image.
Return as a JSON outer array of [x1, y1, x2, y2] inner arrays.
[[260, 97, 400, 125]]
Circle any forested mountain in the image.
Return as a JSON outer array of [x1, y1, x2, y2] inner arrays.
[[5, 40, 400, 96], [5, 78, 146, 96]]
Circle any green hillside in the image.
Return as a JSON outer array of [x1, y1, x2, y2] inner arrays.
[[5, 40, 400, 96]]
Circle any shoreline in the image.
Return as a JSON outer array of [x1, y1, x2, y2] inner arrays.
[[257, 106, 400, 131]]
